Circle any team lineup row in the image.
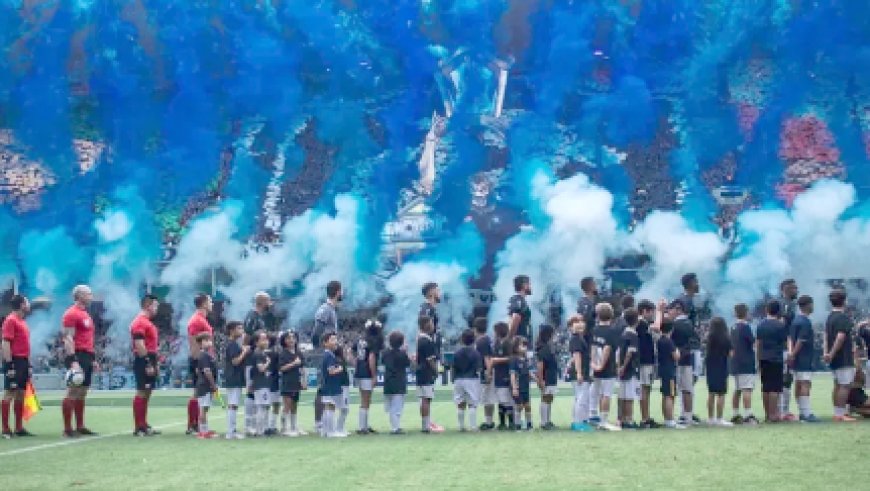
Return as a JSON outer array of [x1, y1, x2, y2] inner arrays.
[[2, 276, 870, 438]]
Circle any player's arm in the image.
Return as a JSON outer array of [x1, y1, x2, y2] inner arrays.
[[509, 313, 521, 337], [572, 352, 583, 383], [825, 332, 847, 362], [1, 339, 12, 365], [536, 358, 545, 389], [202, 365, 217, 393], [62, 326, 79, 369], [133, 331, 148, 358], [327, 361, 343, 376], [619, 349, 633, 378], [510, 367, 519, 395], [231, 345, 249, 366], [599, 345, 611, 368], [257, 356, 270, 373], [672, 346, 680, 363]]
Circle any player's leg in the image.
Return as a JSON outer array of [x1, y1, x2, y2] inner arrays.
[[1, 367, 14, 437], [187, 357, 199, 434], [358, 381, 372, 433]]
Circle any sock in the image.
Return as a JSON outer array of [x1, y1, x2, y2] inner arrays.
[[133, 396, 144, 430], [469, 407, 478, 428], [742, 407, 752, 418], [498, 405, 506, 426], [358, 408, 368, 431], [259, 406, 268, 434], [187, 398, 199, 430], [485, 409, 493, 425], [457, 409, 465, 430], [13, 400, 23, 432], [338, 408, 348, 433], [280, 413, 288, 432], [290, 412, 298, 431], [525, 410, 532, 428], [600, 411, 609, 424], [732, 405, 739, 417], [833, 406, 844, 418], [244, 398, 255, 432], [541, 402, 551, 425], [573, 397, 582, 424], [62, 398, 74, 432], [512, 408, 521, 427], [798, 396, 811, 417], [389, 411, 400, 431], [422, 415, 431, 431], [199, 419, 209, 433], [227, 407, 237, 435], [74, 399, 85, 430], [268, 410, 277, 431], [323, 409, 334, 436], [507, 409, 515, 427], [1, 400, 10, 433]]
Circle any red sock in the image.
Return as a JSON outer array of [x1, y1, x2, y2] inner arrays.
[[74, 399, 85, 430], [133, 396, 144, 430], [62, 398, 74, 432], [1, 400, 10, 433], [13, 400, 24, 432], [188, 398, 199, 429]]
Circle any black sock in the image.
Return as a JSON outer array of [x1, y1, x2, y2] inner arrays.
[[498, 406, 506, 426], [507, 411, 515, 427]]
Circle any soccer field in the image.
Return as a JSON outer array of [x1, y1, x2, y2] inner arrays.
[[1, 378, 868, 490]]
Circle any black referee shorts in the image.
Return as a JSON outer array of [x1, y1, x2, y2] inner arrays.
[[73, 351, 95, 388], [134, 354, 158, 391], [760, 360, 784, 393], [3, 357, 29, 391], [189, 356, 198, 387]]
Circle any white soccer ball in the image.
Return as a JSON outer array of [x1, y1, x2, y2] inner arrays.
[[66, 368, 85, 387]]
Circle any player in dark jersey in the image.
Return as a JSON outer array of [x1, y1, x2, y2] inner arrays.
[[419, 282, 444, 434], [491, 321, 514, 430], [591, 302, 620, 431], [452, 329, 482, 432], [250, 331, 273, 436], [535, 324, 559, 430], [223, 321, 248, 439], [508, 275, 533, 342], [416, 316, 439, 433], [730, 303, 759, 425], [637, 299, 663, 429], [185, 293, 214, 435], [617, 309, 640, 429], [668, 299, 697, 426], [788, 295, 819, 423], [2, 295, 33, 438], [194, 333, 218, 439], [266, 333, 281, 436], [566, 315, 593, 432], [705, 317, 733, 426], [756, 300, 787, 422], [473, 317, 496, 430], [657, 321, 684, 429], [278, 330, 307, 436], [577, 277, 598, 420], [777, 279, 799, 421], [824, 289, 857, 422], [320, 332, 346, 437], [355, 319, 383, 434], [510, 336, 532, 431], [677, 273, 702, 425], [382, 331, 411, 434]]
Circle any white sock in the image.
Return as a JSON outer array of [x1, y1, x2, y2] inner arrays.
[[665, 419, 675, 427], [833, 406, 844, 417], [781, 389, 791, 413], [199, 420, 209, 433], [798, 396, 811, 417], [469, 407, 477, 429], [257, 406, 267, 435], [742, 408, 752, 418], [322, 409, 334, 436], [244, 398, 255, 432], [269, 410, 277, 430], [358, 408, 368, 431], [573, 396, 583, 424], [457, 409, 465, 430], [227, 408, 237, 435], [290, 412, 298, 431], [600, 411, 609, 424], [280, 413, 288, 432], [390, 411, 400, 431], [513, 408, 521, 426], [422, 415, 430, 431], [485, 409, 493, 424], [338, 408, 348, 433], [541, 402, 550, 425]]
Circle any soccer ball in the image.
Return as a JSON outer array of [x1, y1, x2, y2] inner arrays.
[[66, 368, 85, 387]]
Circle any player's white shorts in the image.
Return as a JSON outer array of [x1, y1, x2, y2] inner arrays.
[[495, 387, 515, 406], [225, 387, 242, 407], [572, 381, 591, 422], [593, 378, 616, 399], [543, 385, 558, 396], [417, 385, 435, 399], [676, 366, 695, 393], [734, 374, 755, 391], [336, 386, 350, 410], [692, 350, 702, 377], [270, 391, 281, 404], [832, 367, 856, 386], [384, 394, 405, 414], [321, 394, 341, 407], [639, 365, 655, 386], [794, 372, 812, 382], [253, 388, 271, 406], [453, 378, 481, 406], [618, 378, 640, 401], [197, 393, 212, 409], [357, 378, 374, 391], [481, 381, 498, 406]]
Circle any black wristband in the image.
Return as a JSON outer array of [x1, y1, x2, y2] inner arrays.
[[65, 355, 76, 368]]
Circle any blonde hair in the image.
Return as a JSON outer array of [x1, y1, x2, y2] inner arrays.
[[72, 285, 91, 301], [595, 302, 614, 322]]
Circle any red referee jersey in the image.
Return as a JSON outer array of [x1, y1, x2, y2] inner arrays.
[[2, 313, 30, 358], [62, 305, 95, 354], [130, 313, 159, 354], [187, 311, 213, 337]]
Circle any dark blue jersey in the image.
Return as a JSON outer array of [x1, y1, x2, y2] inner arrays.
[[320, 350, 342, 396], [730, 321, 755, 375], [791, 315, 814, 372], [756, 318, 787, 362]]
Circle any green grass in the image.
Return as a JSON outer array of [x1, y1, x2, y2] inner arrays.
[[1, 378, 868, 490]]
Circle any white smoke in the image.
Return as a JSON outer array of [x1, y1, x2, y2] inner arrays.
[[490, 171, 617, 328]]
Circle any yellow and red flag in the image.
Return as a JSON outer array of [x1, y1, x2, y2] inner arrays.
[[22, 381, 42, 421]]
